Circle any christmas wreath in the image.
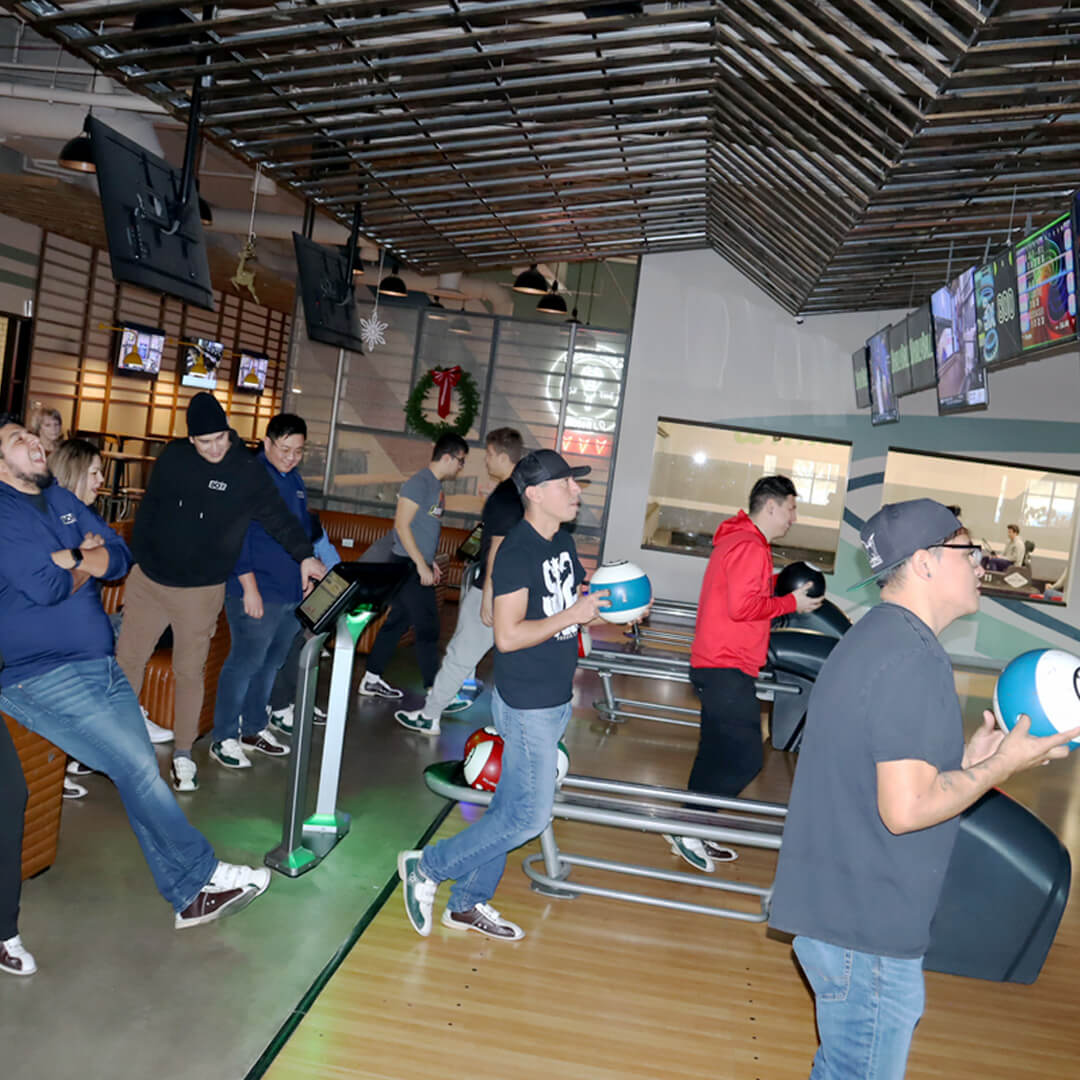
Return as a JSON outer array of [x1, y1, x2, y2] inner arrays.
[[404, 366, 480, 440]]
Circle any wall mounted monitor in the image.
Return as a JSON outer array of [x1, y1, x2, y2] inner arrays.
[[867, 327, 898, 425], [1015, 210, 1076, 353], [292, 232, 364, 353], [974, 249, 1022, 370], [180, 337, 223, 390], [236, 351, 269, 392], [88, 116, 214, 312], [888, 320, 913, 396], [931, 268, 988, 414], [852, 346, 870, 408], [906, 303, 936, 392], [113, 322, 165, 377]]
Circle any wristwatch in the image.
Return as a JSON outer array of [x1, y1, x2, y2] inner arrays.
[[69, 547, 83, 568]]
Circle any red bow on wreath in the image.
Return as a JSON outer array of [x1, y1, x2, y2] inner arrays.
[[431, 366, 462, 418]]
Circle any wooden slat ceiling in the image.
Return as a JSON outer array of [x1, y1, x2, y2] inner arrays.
[[3, 0, 1077, 315]]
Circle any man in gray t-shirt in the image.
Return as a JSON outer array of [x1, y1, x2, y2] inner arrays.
[[770, 499, 1079, 1079], [359, 433, 468, 699]]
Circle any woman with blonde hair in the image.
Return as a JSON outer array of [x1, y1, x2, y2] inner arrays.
[[26, 402, 64, 456]]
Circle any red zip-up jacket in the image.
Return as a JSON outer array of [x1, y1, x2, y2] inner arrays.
[[690, 510, 797, 676]]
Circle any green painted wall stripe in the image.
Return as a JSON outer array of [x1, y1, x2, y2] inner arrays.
[[0, 267, 37, 291], [0, 242, 38, 267]]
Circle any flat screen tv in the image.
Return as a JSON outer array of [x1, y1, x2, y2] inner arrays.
[[88, 116, 214, 311], [906, 303, 936, 391], [292, 233, 364, 353], [180, 337, 224, 390], [236, 351, 269, 393], [1015, 211, 1076, 353], [931, 268, 988, 414], [852, 346, 870, 409], [888, 320, 913, 396], [867, 327, 898, 425], [974, 249, 1021, 369], [113, 322, 165, 377]]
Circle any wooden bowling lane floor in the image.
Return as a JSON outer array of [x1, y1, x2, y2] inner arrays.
[[264, 665, 1080, 1080]]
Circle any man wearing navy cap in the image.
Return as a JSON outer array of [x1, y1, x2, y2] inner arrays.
[[398, 449, 611, 942], [770, 498, 1079, 1079]]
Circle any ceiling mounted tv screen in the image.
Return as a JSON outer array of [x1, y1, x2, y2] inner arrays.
[[236, 351, 269, 393], [852, 346, 870, 409], [867, 327, 898, 425], [888, 320, 912, 396], [293, 233, 364, 353], [88, 116, 214, 312], [1015, 210, 1076, 354], [974, 248, 1021, 370], [932, 268, 988, 414], [114, 322, 164, 377], [180, 337, 223, 390], [905, 303, 936, 392]]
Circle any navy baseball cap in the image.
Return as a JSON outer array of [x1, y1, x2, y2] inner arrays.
[[849, 499, 963, 590], [511, 449, 590, 495]]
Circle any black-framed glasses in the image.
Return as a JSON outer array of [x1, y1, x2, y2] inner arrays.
[[929, 542, 983, 566]]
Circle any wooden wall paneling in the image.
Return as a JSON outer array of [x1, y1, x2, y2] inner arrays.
[[79, 256, 118, 437]]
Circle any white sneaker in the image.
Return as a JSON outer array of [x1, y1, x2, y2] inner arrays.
[[359, 672, 404, 699], [171, 756, 199, 791], [174, 862, 271, 929], [209, 738, 252, 769], [0, 934, 37, 976], [63, 777, 88, 800], [240, 726, 290, 757], [663, 834, 715, 873], [268, 702, 327, 734], [141, 705, 174, 744]]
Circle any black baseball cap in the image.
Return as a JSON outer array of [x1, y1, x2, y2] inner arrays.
[[511, 448, 590, 495], [849, 498, 963, 590]]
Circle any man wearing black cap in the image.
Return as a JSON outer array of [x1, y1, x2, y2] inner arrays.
[[770, 499, 1079, 1078], [116, 392, 325, 792], [398, 449, 611, 942]]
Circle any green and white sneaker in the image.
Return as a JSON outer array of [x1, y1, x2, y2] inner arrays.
[[395, 709, 440, 736], [210, 739, 252, 770], [663, 834, 714, 873], [442, 694, 473, 714], [398, 850, 438, 936]]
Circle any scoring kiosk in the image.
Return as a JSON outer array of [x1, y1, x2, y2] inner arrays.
[[265, 561, 408, 877]]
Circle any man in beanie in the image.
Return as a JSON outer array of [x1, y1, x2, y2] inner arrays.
[[770, 499, 1080, 1078], [116, 392, 325, 792], [398, 449, 617, 942]]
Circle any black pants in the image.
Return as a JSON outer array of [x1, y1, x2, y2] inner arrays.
[[687, 666, 763, 797], [366, 561, 440, 688], [0, 718, 28, 940], [269, 622, 305, 712]]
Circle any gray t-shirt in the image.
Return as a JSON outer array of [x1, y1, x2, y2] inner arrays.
[[390, 467, 444, 564], [769, 603, 964, 959]]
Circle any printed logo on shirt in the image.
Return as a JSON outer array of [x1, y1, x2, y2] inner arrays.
[[428, 491, 445, 518], [542, 551, 578, 640], [59, 512, 77, 525], [208, 480, 227, 491]]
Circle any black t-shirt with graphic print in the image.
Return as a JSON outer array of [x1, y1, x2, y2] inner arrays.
[[491, 517, 585, 709]]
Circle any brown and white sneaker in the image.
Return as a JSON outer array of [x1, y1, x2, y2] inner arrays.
[[0, 934, 37, 976], [441, 903, 524, 941], [174, 861, 271, 929], [240, 726, 290, 757]]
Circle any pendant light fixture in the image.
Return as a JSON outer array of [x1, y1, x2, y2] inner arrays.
[[512, 263, 549, 295], [378, 261, 408, 297], [536, 280, 568, 315], [449, 305, 471, 335], [58, 130, 95, 173]]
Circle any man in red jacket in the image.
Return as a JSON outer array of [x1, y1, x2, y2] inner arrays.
[[665, 475, 823, 872]]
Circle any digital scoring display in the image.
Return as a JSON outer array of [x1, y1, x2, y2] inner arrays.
[[974, 249, 1021, 369], [867, 327, 898, 425], [931, 268, 987, 414], [888, 320, 912, 396], [905, 304, 936, 392], [853, 346, 870, 409], [1016, 211, 1076, 353]]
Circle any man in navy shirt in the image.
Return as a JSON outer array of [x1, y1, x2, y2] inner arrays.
[[0, 416, 271, 938], [210, 413, 313, 770]]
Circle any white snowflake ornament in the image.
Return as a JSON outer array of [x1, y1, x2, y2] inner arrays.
[[359, 312, 387, 351]]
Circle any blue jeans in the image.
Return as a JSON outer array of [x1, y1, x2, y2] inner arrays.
[[793, 937, 925, 1080], [213, 594, 300, 742], [421, 689, 570, 912], [0, 658, 217, 912]]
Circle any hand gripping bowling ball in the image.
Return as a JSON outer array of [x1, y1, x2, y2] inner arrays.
[[589, 560, 652, 623], [993, 649, 1080, 751], [462, 727, 571, 791], [775, 561, 827, 599]]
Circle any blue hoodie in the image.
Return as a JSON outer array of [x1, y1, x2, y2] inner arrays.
[[0, 480, 131, 685]]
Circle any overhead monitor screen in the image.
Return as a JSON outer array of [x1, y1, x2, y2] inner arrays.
[[114, 323, 164, 376], [852, 346, 870, 409], [974, 249, 1022, 369], [932, 268, 988, 414], [180, 337, 224, 390], [292, 232, 365, 353], [888, 320, 912, 396], [906, 304, 936, 392], [867, 327, 898, 425], [236, 352, 269, 392], [1015, 211, 1076, 353]]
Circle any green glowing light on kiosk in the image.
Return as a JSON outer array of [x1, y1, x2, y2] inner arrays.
[[345, 606, 375, 644]]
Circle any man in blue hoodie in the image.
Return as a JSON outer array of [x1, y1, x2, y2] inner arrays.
[[0, 415, 272, 936], [209, 413, 314, 770]]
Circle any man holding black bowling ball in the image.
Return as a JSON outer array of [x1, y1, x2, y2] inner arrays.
[[770, 499, 1080, 1079], [665, 475, 822, 873]]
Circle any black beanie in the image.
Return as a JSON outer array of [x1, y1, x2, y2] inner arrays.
[[187, 392, 228, 436]]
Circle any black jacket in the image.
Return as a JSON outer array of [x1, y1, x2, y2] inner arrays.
[[131, 433, 314, 588]]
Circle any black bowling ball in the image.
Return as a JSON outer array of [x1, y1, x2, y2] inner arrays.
[[775, 561, 826, 598]]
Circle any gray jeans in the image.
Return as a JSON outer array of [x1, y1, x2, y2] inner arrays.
[[423, 573, 493, 718]]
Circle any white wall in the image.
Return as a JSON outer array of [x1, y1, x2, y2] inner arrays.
[[0, 213, 40, 314]]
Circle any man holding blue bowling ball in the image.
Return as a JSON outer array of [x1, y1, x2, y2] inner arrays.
[[666, 475, 823, 873], [770, 498, 1080, 1079]]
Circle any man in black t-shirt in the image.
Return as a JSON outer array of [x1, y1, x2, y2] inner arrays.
[[770, 499, 1079, 1078], [395, 428, 525, 735], [398, 449, 613, 941]]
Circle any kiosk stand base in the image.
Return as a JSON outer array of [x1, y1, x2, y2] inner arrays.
[[302, 810, 351, 858]]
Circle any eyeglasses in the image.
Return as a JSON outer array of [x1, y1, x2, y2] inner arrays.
[[453, 454, 467, 465], [929, 543, 983, 566]]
